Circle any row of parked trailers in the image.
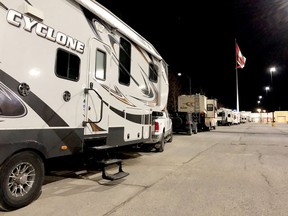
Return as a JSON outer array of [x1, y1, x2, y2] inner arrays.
[[217, 108, 252, 126], [177, 94, 252, 132]]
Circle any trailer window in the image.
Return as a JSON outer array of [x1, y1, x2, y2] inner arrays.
[[149, 63, 158, 82], [95, 49, 106, 80], [119, 38, 131, 85], [217, 111, 224, 117], [56, 49, 80, 81], [207, 104, 213, 111]]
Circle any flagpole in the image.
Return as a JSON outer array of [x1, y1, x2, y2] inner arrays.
[[235, 40, 246, 113], [235, 39, 239, 112]]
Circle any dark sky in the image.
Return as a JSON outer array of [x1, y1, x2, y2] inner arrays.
[[96, 0, 288, 112]]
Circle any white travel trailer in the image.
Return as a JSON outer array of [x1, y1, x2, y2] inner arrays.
[[217, 107, 233, 126], [240, 111, 252, 123], [0, 0, 169, 210], [232, 110, 240, 125]]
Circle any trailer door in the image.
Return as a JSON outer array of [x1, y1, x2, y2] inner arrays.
[[84, 38, 111, 136]]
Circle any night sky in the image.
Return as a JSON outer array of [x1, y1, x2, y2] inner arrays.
[[96, 0, 288, 112]]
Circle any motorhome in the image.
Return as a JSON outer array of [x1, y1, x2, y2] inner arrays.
[[0, 0, 169, 210]]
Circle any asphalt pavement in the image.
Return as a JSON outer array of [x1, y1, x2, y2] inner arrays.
[[1, 122, 288, 216]]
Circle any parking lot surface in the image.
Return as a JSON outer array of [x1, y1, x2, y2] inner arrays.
[[1, 122, 288, 216]]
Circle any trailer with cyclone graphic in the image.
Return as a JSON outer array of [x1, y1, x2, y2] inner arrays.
[[0, 0, 168, 211]]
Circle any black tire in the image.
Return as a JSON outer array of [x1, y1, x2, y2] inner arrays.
[[155, 134, 165, 152], [187, 125, 192, 135], [193, 125, 198, 134], [167, 131, 173, 143], [0, 151, 44, 211], [173, 117, 182, 129]]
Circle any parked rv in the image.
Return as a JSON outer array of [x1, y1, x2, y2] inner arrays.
[[206, 98, 218, 130], [0, 0, 169, 211], [177, 94, 214, 131], [240, 111, 252, 123], [232, 110, 240, 125], [217, 108, 233, 126]]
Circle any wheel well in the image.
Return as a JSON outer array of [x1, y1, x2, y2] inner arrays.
[[2, 148, 46, 170]]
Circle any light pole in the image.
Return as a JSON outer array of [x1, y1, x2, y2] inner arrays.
[[257, 96, 262, 106], [270, 67, 276, 85], [269, 67, 276, 125], [262, 110, 267, 123], [265, 86, 270, 95], [264, 86, 270, 122], [257, 108, 261, 123], [178, 73, 192, 95]]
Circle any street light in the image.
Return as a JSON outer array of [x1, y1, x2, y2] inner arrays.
[[270, 67, 276, 85], [265, 86, 270, 95], [269, 67, 276, 125], [257, 96, 262, 105], [178, 73, 192, 95]]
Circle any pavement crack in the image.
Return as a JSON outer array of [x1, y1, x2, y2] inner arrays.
[[184, 142, 220, 164], [260, 172, 272, 187], [257, 151, 263, 165]]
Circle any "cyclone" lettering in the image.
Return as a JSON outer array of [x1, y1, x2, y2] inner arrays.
[[6, 9, 85, 54]]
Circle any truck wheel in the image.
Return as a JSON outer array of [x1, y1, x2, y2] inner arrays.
[[167, 131, 173, 143], [155, 135, 165, 152], [0, 151, 44, 211]]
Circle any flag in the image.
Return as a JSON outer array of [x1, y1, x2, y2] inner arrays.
[[236, 43, 246, 68]]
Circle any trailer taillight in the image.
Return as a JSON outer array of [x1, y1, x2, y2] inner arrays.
[[155, 122, 159, 132]]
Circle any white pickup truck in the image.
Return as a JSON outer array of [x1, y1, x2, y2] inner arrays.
[[143, 110, 173, 152]]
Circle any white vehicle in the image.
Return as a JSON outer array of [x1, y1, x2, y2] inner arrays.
[[206, 99, 217, 130], [217, 107, 233, 126], [0, 0, 169, 211], [143, 109, 173, 152], [240, 111, 252, 123], [232, 110, 240, 125]]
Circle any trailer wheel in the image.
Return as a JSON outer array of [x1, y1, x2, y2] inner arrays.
[[0, 151, 44, 211], [193, 126, 198, 134]]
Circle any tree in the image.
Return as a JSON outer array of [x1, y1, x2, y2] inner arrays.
[[167, 72, 182, 112]]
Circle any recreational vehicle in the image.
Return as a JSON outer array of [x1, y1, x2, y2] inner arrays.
[[0, 0, 169, 210], [217, 107, 233, 126], [206, 98, 217, 129], [178, 94, 214, 131], [232, 110, 240, 125], [240, 111, 252, 123]]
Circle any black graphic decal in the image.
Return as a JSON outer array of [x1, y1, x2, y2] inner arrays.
[[0, 82, 27, 117]]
